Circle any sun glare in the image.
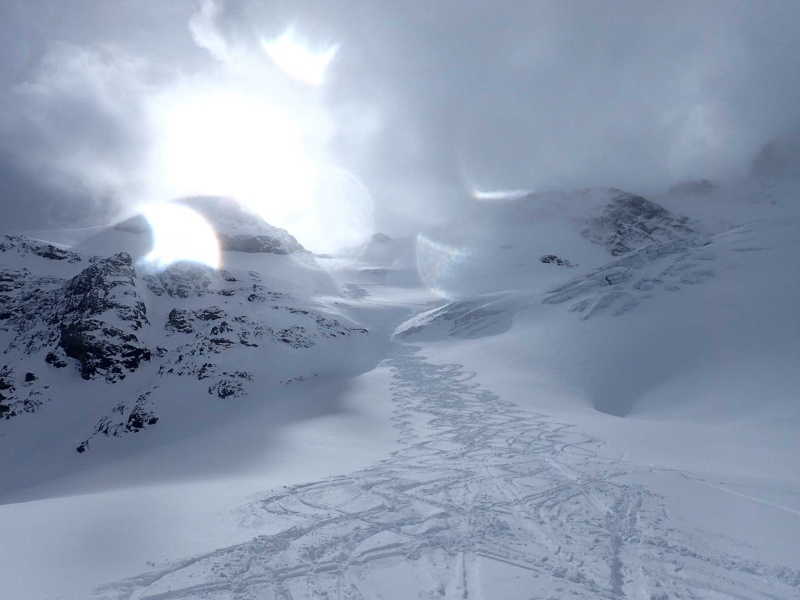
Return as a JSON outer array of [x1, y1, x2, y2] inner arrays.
[[159, 92, 317, 223], [262, 28, 339, 87], [142, 203, 220, 269], [156, 88, 376, 254], [469, 188, 532, 201]]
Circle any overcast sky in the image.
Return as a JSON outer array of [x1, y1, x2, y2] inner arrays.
[[1, 0, 799, 234]]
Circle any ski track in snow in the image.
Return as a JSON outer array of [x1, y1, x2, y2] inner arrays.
[[97, 345, 798, 600]]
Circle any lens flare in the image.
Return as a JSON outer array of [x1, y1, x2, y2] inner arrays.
[[457, 160, 532, 201], [262, 28, 339, 87], [287, 166, 374, 254], [416, 234, 471, 299], [469, 187, 532, 201], [142, 203, 220, 270]]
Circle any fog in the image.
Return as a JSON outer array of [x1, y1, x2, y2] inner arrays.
[[1, 0, 799, 241]]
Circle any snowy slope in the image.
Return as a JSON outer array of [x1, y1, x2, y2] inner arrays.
[[396, 188, 800, 422], [0, 200, 380, 499], [1, 184, 799, 600], [400, 188, 705, 300]]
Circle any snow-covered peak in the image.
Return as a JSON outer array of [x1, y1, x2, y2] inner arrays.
[[579, 190, 700, 256], [115, 196, 307, 255]]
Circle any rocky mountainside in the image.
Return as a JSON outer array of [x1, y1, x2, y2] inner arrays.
[[401, 187, 705, 300], [114, 196, 307, 255], [0, 202, 370, 460], [579, 190, 700, 256], [393, 189, 740, 340], [0, 190, 710, 460]]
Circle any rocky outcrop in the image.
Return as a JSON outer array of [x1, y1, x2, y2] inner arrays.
[[76, 391, 159, 453], [540, 255, 577, 267], [582, 191, 699, 256], [0, 231, 369, 454], [143, 262, 215, 298], [57, 253, 150, 381], [115, 196, 307, 255], [1, 252, 150, 384]]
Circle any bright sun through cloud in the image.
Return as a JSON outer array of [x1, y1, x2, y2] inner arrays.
[[262, 28, 339, 87], [159, 91, 317, 223], [152, 30, 372, 256]]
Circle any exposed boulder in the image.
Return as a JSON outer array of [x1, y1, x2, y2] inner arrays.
[[539, 255, 577, 268]]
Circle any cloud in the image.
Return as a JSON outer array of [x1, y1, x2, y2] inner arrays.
[[1, 0, 800, 233], [188, 0, 231, 62], [192, 0, 800, 222], [0, 42, 156, 227], [338, 0, 800, 196], [0, 1, 341, 232], [4, 43, 150, 190]]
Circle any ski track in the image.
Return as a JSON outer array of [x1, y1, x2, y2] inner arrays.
[[97, 345, 799, 600]]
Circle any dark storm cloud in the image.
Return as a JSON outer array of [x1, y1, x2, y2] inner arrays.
[[1, 0, 799, 231]]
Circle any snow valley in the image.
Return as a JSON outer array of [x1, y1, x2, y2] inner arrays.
[[1, 184, 799, 600]]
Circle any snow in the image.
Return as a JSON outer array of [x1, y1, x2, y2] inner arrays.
[[1, 184, 799, 599], [0, 365, 399, 600]]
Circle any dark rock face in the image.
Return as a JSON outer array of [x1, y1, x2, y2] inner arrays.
[[540, 255, 577, 268], [62, 253, 145, 327], [582, 192, 698, 256], [209, 378, 246, 399], [1, 231, 369, 455], [55, 253, 151, 381], [77, 392, 159, 453], [126, 404, 159, 432], [45, 351, 68, 368], [0, 366, 43, 419], [166, 308, 195, 334], [0, 368, 17, 419], [60, 320, 151, 381], [2, 252, 150, 387]]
